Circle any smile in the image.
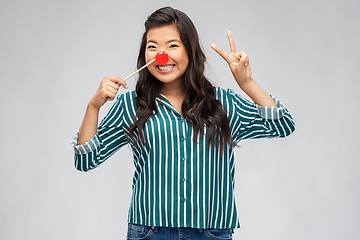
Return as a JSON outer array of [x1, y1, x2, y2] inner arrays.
[[157, 64, 175, 73]]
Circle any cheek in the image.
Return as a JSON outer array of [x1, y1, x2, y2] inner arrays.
[[179, 50, 189, 67], [145, 51, 156, 64], [180, 55, 189, 68], [146, 64, 156, 76], [171, 52, 188, 66], [183, 57, 189, 67], [145, 58, 157, 75]]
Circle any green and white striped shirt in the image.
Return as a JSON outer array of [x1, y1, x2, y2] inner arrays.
[[72, 87, 295, 229]]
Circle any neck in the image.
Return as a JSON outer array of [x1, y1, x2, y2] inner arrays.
[[160, 79, 185, 98], [160, 79, 185, 116]]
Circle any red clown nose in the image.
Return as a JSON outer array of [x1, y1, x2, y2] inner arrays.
[[155, 51, 169, 65]]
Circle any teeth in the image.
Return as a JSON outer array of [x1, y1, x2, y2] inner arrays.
[[158, 65, 174, 71]]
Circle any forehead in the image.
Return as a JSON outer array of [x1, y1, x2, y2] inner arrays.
[[146, 25, 181, 42]]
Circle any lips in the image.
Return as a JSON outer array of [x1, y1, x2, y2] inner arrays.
[[156, 64, 175, 73]]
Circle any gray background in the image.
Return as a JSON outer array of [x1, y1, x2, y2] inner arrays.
[[1, 0, 359, 239]]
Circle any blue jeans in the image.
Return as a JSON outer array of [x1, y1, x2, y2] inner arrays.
[[126, 223, 233, 240]]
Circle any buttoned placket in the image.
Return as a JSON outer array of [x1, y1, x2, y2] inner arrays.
[[178, 115, 187, 206], [156, 94, 192, 223], [156, 94, 189, 204]]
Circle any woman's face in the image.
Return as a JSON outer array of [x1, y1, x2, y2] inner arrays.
[[145, 25, 189, 87]]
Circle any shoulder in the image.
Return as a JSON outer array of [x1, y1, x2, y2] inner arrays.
[[119, 90, 136, 100], [111, 90, 137, 123], [214, 87, 227, 101], [214, 87, 242, 103], [214, 87, 256, 114], [116, 90, 136, 106], [107, 90, 137, 119]]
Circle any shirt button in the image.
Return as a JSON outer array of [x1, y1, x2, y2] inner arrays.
[[182, 158, 186, 162], [182, 198, 186, 202], [182, 178, 186, 182], [180, 136, 185, 141]]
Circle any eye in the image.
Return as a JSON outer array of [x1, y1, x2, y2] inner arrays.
[[147, 45, 156, 49], [169, 44, 179, 48]]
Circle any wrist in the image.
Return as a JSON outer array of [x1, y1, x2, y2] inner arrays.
[[237, 77, 255, 91], [87, 101, 101, 112]]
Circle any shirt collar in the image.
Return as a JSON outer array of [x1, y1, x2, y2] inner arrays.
[[155, 93, 193, 117]]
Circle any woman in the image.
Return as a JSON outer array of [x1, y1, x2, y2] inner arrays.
[[72, 6, 295, 240]]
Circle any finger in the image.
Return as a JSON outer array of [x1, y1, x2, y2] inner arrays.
[[105, 76, 128, 89], [227, 31, 237, 54], [239, 51, 249, 67], [244, 60, 249, 68], [99, 83, 116, 98], [106, 92, 116, 101], [229, 52, 241, 62], [106, 85, 118, 95], [117, 78, 128, 89], [104, 76, 120, 84], [106, 80, 120, 91], [98, 86, 113, 100], [211, 44, 229, 62], [100, 79, 118, 94]]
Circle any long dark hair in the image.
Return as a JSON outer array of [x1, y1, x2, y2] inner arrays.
[[129, 7, 235, 151]]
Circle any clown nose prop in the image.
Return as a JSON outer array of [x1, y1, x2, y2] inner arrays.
[[123, 51, 169, 81], [155, 51, 169, 65]]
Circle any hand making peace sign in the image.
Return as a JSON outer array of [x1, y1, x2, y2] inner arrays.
[[211, 31, 253, 86]]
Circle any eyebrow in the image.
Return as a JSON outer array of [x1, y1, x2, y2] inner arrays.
[[147, 39, 181, 44]]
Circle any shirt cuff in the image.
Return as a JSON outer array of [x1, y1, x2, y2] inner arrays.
[[71, 131, 100, 155], [256, 94, 285, 120]]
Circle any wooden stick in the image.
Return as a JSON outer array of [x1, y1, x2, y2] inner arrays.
[[123, 58, 155, 81]]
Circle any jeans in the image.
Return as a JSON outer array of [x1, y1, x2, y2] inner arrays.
[[126, 223, 233, 240]]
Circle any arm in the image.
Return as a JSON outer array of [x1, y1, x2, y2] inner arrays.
[[211, 32, 295, 142], [77, 77, 128, 145], [230, 90, 295, 142], [72, 77, 128, 172], [215, 88, 295, 144], [77, 104, 100, 146], [211, 31, 277, 107]]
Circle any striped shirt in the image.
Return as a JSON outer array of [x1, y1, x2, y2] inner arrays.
[[72, 87, 295, 229]]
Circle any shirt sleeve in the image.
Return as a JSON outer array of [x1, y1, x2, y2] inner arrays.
[[225, 88, 296, 143], [71, 94, 128, 172]]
